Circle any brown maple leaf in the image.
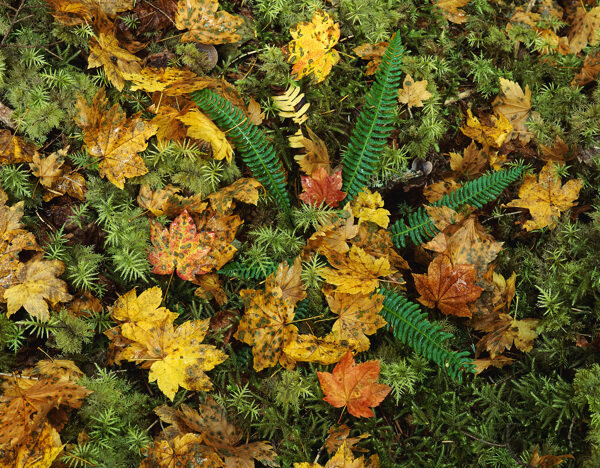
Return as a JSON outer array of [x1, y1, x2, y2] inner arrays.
[[76, 88, 157, 189], [317, 350, 390, 418], [29, 148, 66, 188], [473, 312, 540, 358], [397, 74, 433, 108], [492, 78, 537, 144], [0, 129, 37, 165], [434, 0, 470, 24], [529, 446, 574, 468], [265, 257, 307, 307], [324, 424, 369, 455], [568, 6, 600, 54], [573, 51, 600, 86], [448, 141, 487, 179], [413, 255, 483, 317]]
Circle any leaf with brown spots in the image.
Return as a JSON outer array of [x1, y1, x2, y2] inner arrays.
[[75, 88, 157, 189], [317, 350, 390, 418], [423, 178, 461, 203], [137, 184, 181, 217], [175, 0, 244, 45], [148, 209, 214, 281], [123, 67, 217, 95], [0, 422, 64, 468], [266, 257, 307, 307], [352, 225, 409, 270], [140, 433, 222, 468], [472, 312, 540, 358], [448, 141, 487, 179], [192, 208, 243, 271], [304, 211, 359, 256], [207, 178, 263, 214], [29, 148, 66, 188], [324, 424, 369, 455], [573, 51, 600, 86], [320, 245, 396, 295], [504, 161, 583, 231], [568, 6, 600, 54], [492, 79, 536, 144], [434, 0, 470, 24], [288, 10, 341, 83], [323, 287, 386, 352], [397, 74, 433, 108], [0, 129, 37, 165], [4, 255, 72, 321], [284, 334, 349, 365], [154, 398, 279, 467], [234, 287, 298, 372], [413, 255, 483, 317], [353, 42, 388, 75]]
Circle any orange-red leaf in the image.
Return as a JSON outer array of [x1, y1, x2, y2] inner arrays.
[[317, 350, 390, 418], [299, 167, 346, 208]]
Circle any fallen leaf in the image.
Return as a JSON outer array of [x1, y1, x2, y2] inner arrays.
[[305, 212, 359, 256], [294, 127, 331, 175], [29, 149, 66, 188], [504, 162, 583, 230], [4, 256, 72, 321], [472, 312, 540, 358], [234, 287, 298, 371], [492, 78, 536, 144], [120, 317, 227, 400], [137, 184, 181, 217], [284, 334, 348, 365], [0, 130, 37, 165], [44, 0, 93, 25], [300, 167, 347, 208], [122, 66, 217, 94], [529, 446, 574, 467], [0, 422, 64, 468], [397, 74, 433, 108], [288, 10, 341, 83], [324, 288, 386, 351], [425, 205, 465, 232], [76, 88, 157, 189], [207, 178, 263, 214], [448, 141, 487, 178], [194, 273, 227, 305], [350, 189, 390, 229], [247, 97, 265, 125], [568, 6, 600, 54], [572, 50, 600, 86], [179, 108, 234, 163], [192, 208, 242, 271], [472, 355, 515, 374], [266, 257, 307, 306], [317, 350, 390, 418], [148, 209, 215, 281], [434, 0, 470, 24], [320, 245, 395, 295], [413, 255, 483, 317], [460, 109, 512, 148], [111, 287, 177, 329], [352, 225, 410, 270], [149, 103, 191, 143], [540, 136, 571, 162], [353, 42, 388, 75], [140, 433, 220, 468], [294, 441, 379, 468], [324, 424, 369, 455], [175, 0, 244, 44], [423, 178, 461, 203]]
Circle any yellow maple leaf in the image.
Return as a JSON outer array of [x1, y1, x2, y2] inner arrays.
[[121, 317, 227, 400], [284, 334, 348, 365], [4, 255, 72, 321], [207, 178, 263, 214], [460, 109, 513, 148], [234, 287, 298, 371], [0, 129, 37, 165], [504, 162, 583, 231], [434, 0, 470, 24], [111, 287, 177, 329], [175, 0, 244, 44], [178, 108, 233, 163], [397, 74, 433, 108], [87, 30, 142, 92], [137, 184, 181, 217], [0, 422, 64, 468], [492, 78, 536, 144], [568, 6, 600, 54], [76, 88, 157, 189], [320, 246, 395, 295], [29, 149, 65, 188], [122, 67, 217, 95], [350, 189, 390, 228], [288, 10, 341, 83], [294, 442, 380, 468], [324, 288, 386, 352]]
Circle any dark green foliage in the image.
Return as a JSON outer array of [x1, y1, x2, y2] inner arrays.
[[218, 260, 278, 280], [341, 31, 404, 199], [391, 166, 525, 248], [191, 88, 292, 217], [380, 287, 474, 382]]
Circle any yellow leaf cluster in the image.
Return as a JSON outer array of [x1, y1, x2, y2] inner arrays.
[[350, 189, 390, 228], [460, 109, 512, 149], [106, 287, 227, 400], [294, 442, 380, 468]]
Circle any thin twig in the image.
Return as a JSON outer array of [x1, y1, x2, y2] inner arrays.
[[0, 0, 26, 48]]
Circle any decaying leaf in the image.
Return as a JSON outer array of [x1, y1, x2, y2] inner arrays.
[[504, 162, 583, 231], [234, 287, 298, 371], [472, 355, 515, 374], [413, 255, 483, 317], [460, 109, 512, 149], [528, 446, 574, 468], [29, 149, 66, 188], [4, 255, 72, 321], [448, 141, 487, 179], [265, 257, 307, 306], [397, 74, 433, 108], [324, 424, 369, 455], [0, 129, 37, 165], [568, 6, 600, 54], [300, 167, 347, 208], [284, 334, 348, 365], [0, 422, 64, 468], [304, 211, 359, 256], [320, 246, 395, 296], [573, 51, 600, 86], [288, 10, 340, 83], [353, 42, 388, 75], [317, 350, 390, 418], [76, 88, 157, 189], [207, 178, 263, 214], [473, 312, 540, 358], [540, 136, 570, 162], [137, 184, 181, 217], [492, 78, 536, 144], [247, 97, 265, 125], [140, 433, 220, 468], [179, 108, 234, 163], [295, 441, 379, 468], [175, 0, 244, 44], [123, 66, 217, 95], [293, 127, 331, 175], [423, 178, 461, 203], [349, 189, 390, 229], [148, 209, 214, 281], [434, 0, 470, 24]]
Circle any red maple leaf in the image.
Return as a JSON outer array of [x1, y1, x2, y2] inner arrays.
[[317, 349, 390, 418], [299, 167, 346, 207], [148, 209, 214, 281]]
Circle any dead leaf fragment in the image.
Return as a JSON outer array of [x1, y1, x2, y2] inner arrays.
[[434, 0, 470, 24]]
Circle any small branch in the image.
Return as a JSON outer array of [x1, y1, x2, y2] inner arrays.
[[0, 0, 26, 48], [444, 88, 476, 106]]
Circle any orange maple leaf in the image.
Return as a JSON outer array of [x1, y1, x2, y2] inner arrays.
[[413, 255, 483, 317], [148, 209, 214, 281], [317, 349, 390, 418], [299, 167, 347, 208]]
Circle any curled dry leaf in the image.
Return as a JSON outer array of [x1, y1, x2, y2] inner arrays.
[[324, 424, 369, 455], [175, 0, 244, 45], [529, 446, 574, 468], [413, 255, 483, 317], [288, 10, 341, 83], [504, 161, 583, 231], [317, 350, 391, 418], [265, 257, 307, 306], [178, 108, 234, 163], [448, 141, 488, 179], [573, 51, 600, 86]]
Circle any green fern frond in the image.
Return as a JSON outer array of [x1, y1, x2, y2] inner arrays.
[[191, 88, 292, 217], [380, 287, 474, 382], [218, 261, 278, 280], [341, 32, 404, 199], [391, 166, 525, 248]]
